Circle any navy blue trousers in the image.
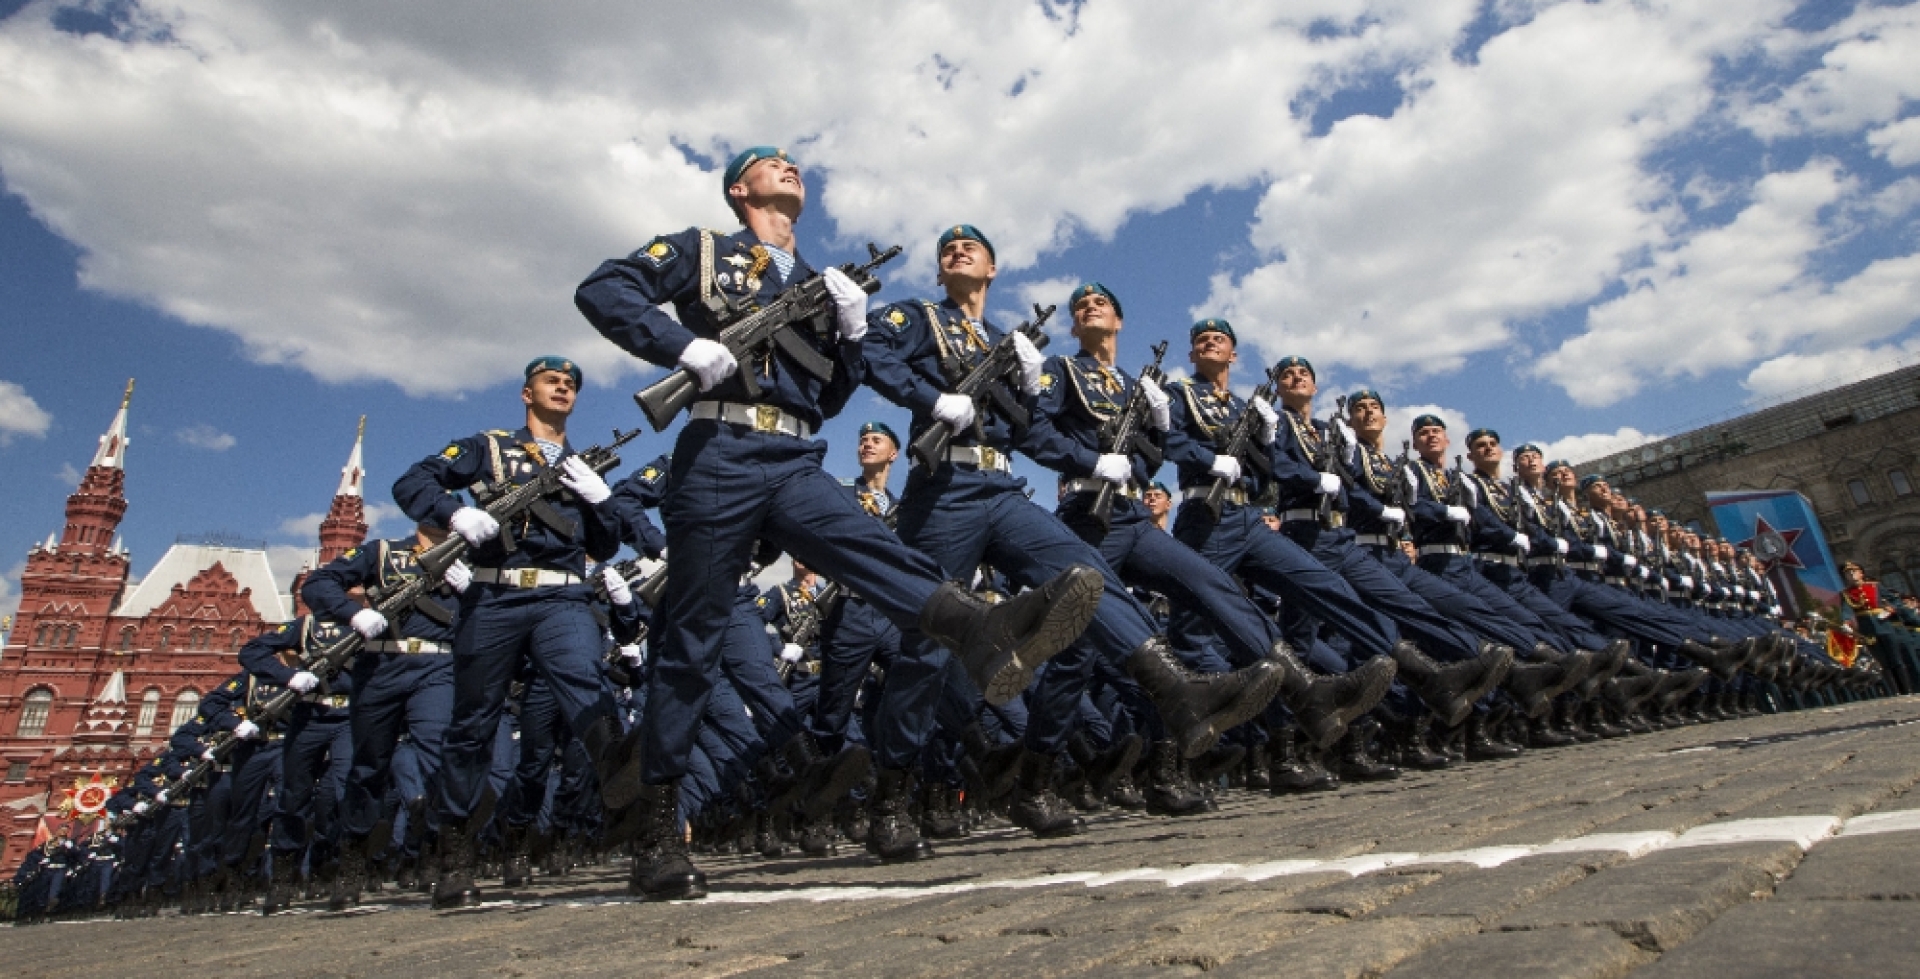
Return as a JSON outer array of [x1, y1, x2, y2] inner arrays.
[[342, 653, 451, 840]]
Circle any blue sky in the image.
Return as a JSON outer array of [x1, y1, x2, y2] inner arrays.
[[3, 0, 1917, 618]]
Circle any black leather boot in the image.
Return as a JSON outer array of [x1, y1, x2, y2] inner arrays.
[[920, 783, 968, 840], [1144, 740, 1209, 814], [501, 823, 532, 887], [628, 780, 708, 901], [753, 810, 787, 858], [1067, 732, 1145, 802], [1125, 637, 1285, 758], [783, 731, 872, 822], [1389, 641, 1513, 727], [581, 713, 648, 813], [1528, 712, 1575, 747], [866, 769, 935, 862], [1337, 722, 1399, 781], [960, 722, 1025, 803], [1244, 741, 1273, 790], [1395, 714, 1451, 770], [1269, 725, 1338, 792], [1010, 752, 1087, 838], [1190, 742, 1248, 788], [918, 567, 1105, 703], [1465, 713, 1521, 760], [1270, 643, 1395, 749], [261, 852, 297, 916], [430, 825, 480, 909]]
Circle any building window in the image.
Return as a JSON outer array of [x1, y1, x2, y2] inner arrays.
[[157, 626, 172, 652], [33, 625, 47, 647], [229, 628, 243, 651], [4, 761, 26, 782], [135, 689, 161, 736], [64, 624, 80, 648], [168, 690, 200, 730], [1849, 479, 1873, 507], [1891, 469, 1912, 497], [120, 627, 135, 651], [16, 689, 53, 737]]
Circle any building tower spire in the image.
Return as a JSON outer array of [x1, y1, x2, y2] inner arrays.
[[60, 379, 134, 556], [317, 415, 369, 566]]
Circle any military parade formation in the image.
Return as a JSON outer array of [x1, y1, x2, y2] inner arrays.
[[7, 146, 1906, 923]]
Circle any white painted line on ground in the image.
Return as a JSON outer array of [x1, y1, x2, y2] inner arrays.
[[695, 809, 1920, 906]]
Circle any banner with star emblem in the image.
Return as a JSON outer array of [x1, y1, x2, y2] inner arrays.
[[1707, 489, 1843, 620]]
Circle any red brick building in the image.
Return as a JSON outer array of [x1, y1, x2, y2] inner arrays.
[[0, 384, 367, 871]]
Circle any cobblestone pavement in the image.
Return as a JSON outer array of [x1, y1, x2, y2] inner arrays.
[[13, 697, 1920, 978]]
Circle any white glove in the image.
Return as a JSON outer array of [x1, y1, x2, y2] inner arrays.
[[133, 801, 150, 815], [1318, 472, 1341, 496], [602, 565, 634, 606], [201, 748, 216, 761], [233, 720, 261, 740], [1138, 377, 1171, 431], [1592, 545, 1609, 561], [1735, 587, 1748, 599], [287, 671, 320, 694], [443, 560, 472, 594], [1623, 555, 1638, 569], [821, 267, 869, 341], [350, 608, 389, 639], [1011, 332, 1045, 396], [1249, 397, 1279, 445], [780, 643, 805, 664], [932, 392, 977, 431], [1555, 538, 1569, 554], [559, 456, 612, 505], [1511, 533, 1530, 554], [1679, 575, 1694, 589], [1380, 506, 1406, 526], [1446, 505, 1471, 524], [678, 336, 739, 392], [449, 507, 500, 546], [154, 791, 168, 805], [1093, 454, 1132, 485], [618, 644, 644, 666], [1209, 455, 1242, 483]]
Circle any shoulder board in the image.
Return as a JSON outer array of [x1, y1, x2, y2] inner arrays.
[[839, 477, 857, 487], [486, 429, 513, 437]]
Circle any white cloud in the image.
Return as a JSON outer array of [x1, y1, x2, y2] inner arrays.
[[1005, 276, 1081, 339], [174, 423, 237, 451], [1532, 426, 1655, 467], [1200, 0, 1783, 384], [274, 501, 407, 543], [0, 560, 23, 622], [1737, 4, 1920, 158], [55, 461, 79, 487], [0, 380, 52, 445], [275, 512, 323, 540], [1743, 340, 1920, 401], [1536, 160, 1920, 405], [1391, 402, 1471, 445], [265, 543, 318, 591]]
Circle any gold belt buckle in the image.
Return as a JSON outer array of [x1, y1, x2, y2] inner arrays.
[[518, 568, 540, 588], [405, 638, 423, 654], [754, 404, 781, 433], [980, 446, 1000, 470]]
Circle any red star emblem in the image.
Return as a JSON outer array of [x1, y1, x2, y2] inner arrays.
[[1738, 515, 1804, 571]]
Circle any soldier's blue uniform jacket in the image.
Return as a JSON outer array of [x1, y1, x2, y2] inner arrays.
[[1341, 441, 1404, 536], [1269, 406, 1347, 515], [606, 453, 672, 560], [864, 298, 1024, 462], [392, 427, 620, 577], [575, 228, 865, 431], [1461, 472, 1532, 557], [1406, 458, 1473, 549], [1162, 379, 1262, 499], [302, 539, 461, 644], [1025, 352, 1164, 486], [237, 618, 355, 707]]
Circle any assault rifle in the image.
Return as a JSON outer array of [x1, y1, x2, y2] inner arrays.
[[1386, 439, 1415, 545], [778, 506, 900, 677], [1089, 341, 1170, 534], [634, 243, 903, 431], [626, 537, 779, 611], [908, 303, 1056, 470], [468, 428, 644, 556], [1198, 375, 1276, 521], [1316, 395, 1359, 525], [1447, 453, 1475, 546]]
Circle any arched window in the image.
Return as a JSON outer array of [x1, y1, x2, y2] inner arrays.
[[168, 690, 200, 731], [1849, 479, 1873, 507], [135, 689, 161, 736], [64, 624, 80, 648], [16, 689, 53, 737], [33, 625, 47, 647], [119, 627, 136, 651], [157, 626, 172, 652], [228, 628, 244, 651]]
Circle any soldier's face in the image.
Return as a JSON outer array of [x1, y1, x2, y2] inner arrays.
[[1584, 483, 1611, 509], [1347, 399, 1385, 440], [1188, 330, 1235, 373], [857, 433, 897, 467], [1275, 365, 1316, 403], [1414, 425, 1448, 462], [1070, 294, 1121, 336], [1550, 467, 1575, 491], [1467, 436, 1501, 472], [936, 239, 995, 288], [1144, 489, 1171, 516], [522, 372, 576, 416], [1262, 514, 1282, 531], [1513, 451, 1544, 481], [730, 157, 806, 214]]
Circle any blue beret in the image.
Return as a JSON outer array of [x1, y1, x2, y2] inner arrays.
[[937, 225, 994, 261], [524, 355, 581, 387], [722, 146, 794, 193], [1466, 428, 1499, 445], [1648, 508, 1666, 518], [1579, 474, 1606, 490], [858, 421, 899, 447], [1348, 389, 1384, 409], [1190, 319, 1235, 344], [1514, 442, 1544, 457], [1148, 481, 1171, 496], [1545, 459, 1574, 473], [1275, 356, 1315, 379], [1069, 282, 1123, 319], [1411, 413, 1445, 433]]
